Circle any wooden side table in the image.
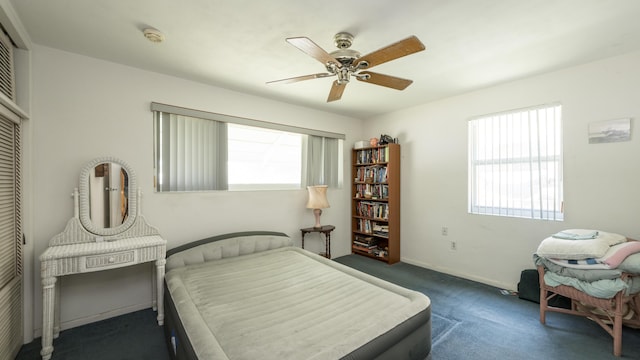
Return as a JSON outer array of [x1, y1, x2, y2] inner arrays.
[[300, 225, 335, 259]]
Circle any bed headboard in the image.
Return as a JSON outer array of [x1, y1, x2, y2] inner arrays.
[[166, 231, 292, 271]]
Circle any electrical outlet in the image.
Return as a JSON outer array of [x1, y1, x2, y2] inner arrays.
[[450, 241, 457, 250], [442, 227, 448, 236]]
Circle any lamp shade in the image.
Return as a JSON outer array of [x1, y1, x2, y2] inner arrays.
[[306, 185, 330, 209]]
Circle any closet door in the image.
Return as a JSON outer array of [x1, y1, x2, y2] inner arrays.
[[0, 113, 22, 360]]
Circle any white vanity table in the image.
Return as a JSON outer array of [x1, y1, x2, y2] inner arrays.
[[39, 157, 166, 360]]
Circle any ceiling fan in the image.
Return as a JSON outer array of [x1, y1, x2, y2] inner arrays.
[[267, 32, 426, 102]]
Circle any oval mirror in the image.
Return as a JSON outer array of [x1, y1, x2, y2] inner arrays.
[[78, 157, 137, 236]]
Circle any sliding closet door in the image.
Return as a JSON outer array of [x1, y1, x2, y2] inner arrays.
[[0, 112, 22, 359]]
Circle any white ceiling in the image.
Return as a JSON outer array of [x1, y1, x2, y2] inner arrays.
[[10, 0, 640, 119]]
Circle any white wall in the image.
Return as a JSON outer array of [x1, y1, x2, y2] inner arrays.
[[366, 50, 640, 291], [27, 45, 363, 337]]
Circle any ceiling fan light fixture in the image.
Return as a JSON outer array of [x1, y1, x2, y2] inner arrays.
[[143, 28, 165, 43]]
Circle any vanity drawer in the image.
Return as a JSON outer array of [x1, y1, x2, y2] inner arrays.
[[86, 251, 135, 269]]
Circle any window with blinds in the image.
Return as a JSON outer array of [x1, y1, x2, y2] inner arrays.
[[468, 104, 563, 220], [152, 103, 344, 192]]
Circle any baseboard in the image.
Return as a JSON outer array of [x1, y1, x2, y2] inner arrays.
[[400, 256, 515, 291], [32, 302, 153, 339]]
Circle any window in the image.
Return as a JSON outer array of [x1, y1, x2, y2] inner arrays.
[[152, 103, 344, 192], [227, 124, 302, 190], [468, 104, 563, 220]]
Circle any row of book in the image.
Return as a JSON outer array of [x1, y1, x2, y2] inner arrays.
[[354, 166, 388, 183], [352, 235, 378, 253], [353, 245, 382, 255], [356, 219, 389, 238], [352, 239, 388, 258], [355, 147, 390, 165], [373, 223, 389, 237], [354, 183, 389, 199], [355, 201, 389, 220]]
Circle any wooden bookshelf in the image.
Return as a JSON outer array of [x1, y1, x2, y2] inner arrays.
[[351, 143, 400, 264]]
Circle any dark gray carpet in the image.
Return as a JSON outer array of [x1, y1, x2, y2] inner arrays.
[[16, 254, 640, 359], [334, 255, 640, 360], [16, 308, 169, 360]]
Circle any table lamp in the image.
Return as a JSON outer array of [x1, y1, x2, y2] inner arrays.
[[306, 185, 330, 228]]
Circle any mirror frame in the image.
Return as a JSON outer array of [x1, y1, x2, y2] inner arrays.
[[78, 156, 138, 236]]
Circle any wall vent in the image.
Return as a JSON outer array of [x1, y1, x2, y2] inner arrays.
[[0, 30, 15, 101]]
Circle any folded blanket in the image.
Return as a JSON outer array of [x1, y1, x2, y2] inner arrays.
[[544, 241, 640, 270], [548, 257, 610, 270], [552, 230, 598, 240], [549, 258, 611, 270], [541, 241, 640, 271], [544, 271, 629, 299], [619, 253, 640, 274], [533, 254, 623, 281], [536, 230, 626, 260], [602, 241, 640, 268]]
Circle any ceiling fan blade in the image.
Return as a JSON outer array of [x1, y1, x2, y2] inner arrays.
[[266, 73, 334, 84], [356, 71, 413, 90], [286, 37, 341, 68], [356, 36, 425, 69], [327, 80, 346, 102]]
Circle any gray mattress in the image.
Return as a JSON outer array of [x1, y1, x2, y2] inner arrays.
[[164, 234, 431, 360]]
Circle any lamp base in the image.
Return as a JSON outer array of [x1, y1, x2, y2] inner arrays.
[[313, 208, 323, 228]]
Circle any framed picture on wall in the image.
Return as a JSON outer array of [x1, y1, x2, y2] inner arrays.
[[588, 118, 631, 144]]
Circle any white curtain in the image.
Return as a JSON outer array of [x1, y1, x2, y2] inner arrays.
[[156, 113, 228, 191], [468, 104, 563, 220]]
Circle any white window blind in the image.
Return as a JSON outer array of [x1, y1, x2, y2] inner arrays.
[[468, 104, 563, 220], [155, 112, 228, 191], [305, 135, 342, 188]]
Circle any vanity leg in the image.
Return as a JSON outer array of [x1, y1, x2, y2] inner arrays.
[[53, 280, 60, 338], [40, 277, 57, 360], [155, 258, 166, 325]]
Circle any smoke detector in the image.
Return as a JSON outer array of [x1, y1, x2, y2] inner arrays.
[[143, 28, 165, 43]]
